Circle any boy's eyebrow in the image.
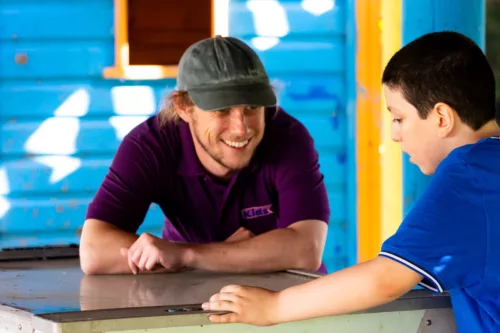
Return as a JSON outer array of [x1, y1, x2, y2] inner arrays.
[[387, 106, 400, 113]]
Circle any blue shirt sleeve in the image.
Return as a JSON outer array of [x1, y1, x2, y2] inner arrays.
[[380, 158, 486, 293]]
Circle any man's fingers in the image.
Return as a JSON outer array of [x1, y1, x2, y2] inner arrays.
[[145, 256, 157, 271], [119, 247, 138, 274], [128, 257, 138, 274], [208, 313, 238, 324], [137, 251, 150, 271], [126, 249, 139, 274]]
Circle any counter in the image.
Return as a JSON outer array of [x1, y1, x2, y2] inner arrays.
[[0, 258, 457, 333]]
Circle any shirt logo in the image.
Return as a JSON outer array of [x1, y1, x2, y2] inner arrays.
[[242, 204, 273, 220]]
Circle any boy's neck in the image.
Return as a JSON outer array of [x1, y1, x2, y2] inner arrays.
[[448, 120, 500, 152], [473, 120, 500, 140]]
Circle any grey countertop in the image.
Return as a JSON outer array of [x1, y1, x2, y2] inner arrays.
[[0, 258, 452, 323]]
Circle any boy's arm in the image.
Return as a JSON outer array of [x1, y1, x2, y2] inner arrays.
[[203, 256, 423, 326]]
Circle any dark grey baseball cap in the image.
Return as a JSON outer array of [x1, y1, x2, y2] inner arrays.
[[176, 35, 277, 111]]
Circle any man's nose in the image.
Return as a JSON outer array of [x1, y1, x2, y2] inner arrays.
[[229, 109, 248, 136]]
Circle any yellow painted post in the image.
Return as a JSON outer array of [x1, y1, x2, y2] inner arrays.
[[355, 0, 382, 263], [380, 0, 403, 241]]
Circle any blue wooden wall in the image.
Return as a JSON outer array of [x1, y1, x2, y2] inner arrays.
[[0, 0, 168, 249], [0, 0, 357, 273]]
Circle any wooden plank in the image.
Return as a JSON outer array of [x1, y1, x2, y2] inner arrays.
[[0, 1, 113, 40]]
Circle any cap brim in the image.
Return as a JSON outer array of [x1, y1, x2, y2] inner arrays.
[[188, 82, 277, 111]]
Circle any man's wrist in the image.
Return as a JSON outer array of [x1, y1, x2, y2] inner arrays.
[[180, 244, 197, 268]]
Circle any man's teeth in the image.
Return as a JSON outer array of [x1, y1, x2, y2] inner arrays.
[[223, 139, 249, 148]]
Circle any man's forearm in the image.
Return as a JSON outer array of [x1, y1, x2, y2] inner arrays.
[[274, 257, 421, 323], [183, 226, 323, 273], [79, 219, 139, 274]]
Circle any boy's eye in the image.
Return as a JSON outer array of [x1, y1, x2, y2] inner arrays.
[[392, 118, 402, 123]]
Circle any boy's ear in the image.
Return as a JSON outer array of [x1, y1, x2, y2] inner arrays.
[[433, 102, 455, 138]]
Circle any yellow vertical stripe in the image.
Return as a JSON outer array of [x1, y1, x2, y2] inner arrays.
[[380, 0, 403, 241], [356, 0, 382, 262]]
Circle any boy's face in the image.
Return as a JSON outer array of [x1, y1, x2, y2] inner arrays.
[[384, 85, 449, 175]]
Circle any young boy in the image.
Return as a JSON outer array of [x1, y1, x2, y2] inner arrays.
[[201, 31, 500, 333]]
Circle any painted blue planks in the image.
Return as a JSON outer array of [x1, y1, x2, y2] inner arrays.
[[3, 158, 113, 195], [0, 41, 114, 79], [0, 201, 164, 248], [273, 75, 345, 112], [240, 39, 345, 74], [0, 1, 113, 40], [0, 198, 164, 233], [0, 80, 176, 119], [229, 1, 345, 37]]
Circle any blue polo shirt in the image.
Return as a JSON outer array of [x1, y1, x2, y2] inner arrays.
[[380, 137, 500, 333], [86, 107, 330, 272]]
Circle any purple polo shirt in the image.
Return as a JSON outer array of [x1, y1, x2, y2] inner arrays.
[[86, 107, 330, 272]]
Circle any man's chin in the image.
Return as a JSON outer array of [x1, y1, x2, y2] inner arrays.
[[222, 158, 252, 172]]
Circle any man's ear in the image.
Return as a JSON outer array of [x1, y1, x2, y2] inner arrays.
[[433, 102, 455, 138], [173, 93, 193, 123]]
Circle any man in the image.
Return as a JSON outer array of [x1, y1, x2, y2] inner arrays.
[[203, 31, 500, 333], [79, 36, 330, 275]]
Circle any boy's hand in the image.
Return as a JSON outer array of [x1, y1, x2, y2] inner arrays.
[[202, 285, 280, 326]]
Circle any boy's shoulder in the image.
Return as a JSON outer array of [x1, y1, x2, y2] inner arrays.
[[437, 136, 500, 176]]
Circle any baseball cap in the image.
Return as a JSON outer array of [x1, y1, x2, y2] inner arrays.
[[176, 35, 277, 111]]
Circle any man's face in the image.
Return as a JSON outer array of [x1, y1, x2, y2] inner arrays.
[[189, 104, 266, 175], [384, 85, 449, 175]]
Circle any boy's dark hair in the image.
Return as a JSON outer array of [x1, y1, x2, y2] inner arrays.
[[382, 31, 497, 130]]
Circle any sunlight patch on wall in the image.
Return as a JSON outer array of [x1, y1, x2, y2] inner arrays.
[[247, 0, 289, 51], [109, 86, 157, 141], [0, 167, 9, 219], [33, 156, 82, 184], [301, 0, 335, 16], [108, 116, 149, 140], [24, 88, 90, 184], [0, 197, 11, 220]]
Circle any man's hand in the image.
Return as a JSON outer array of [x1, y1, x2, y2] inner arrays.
[[225, 227, 255, 243], [202, 285, 280, 326], [120, 233, 188, 274]]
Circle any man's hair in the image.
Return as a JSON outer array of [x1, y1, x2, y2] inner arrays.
[[157, 90, 193, 126], [382, 31, 496, 130]]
